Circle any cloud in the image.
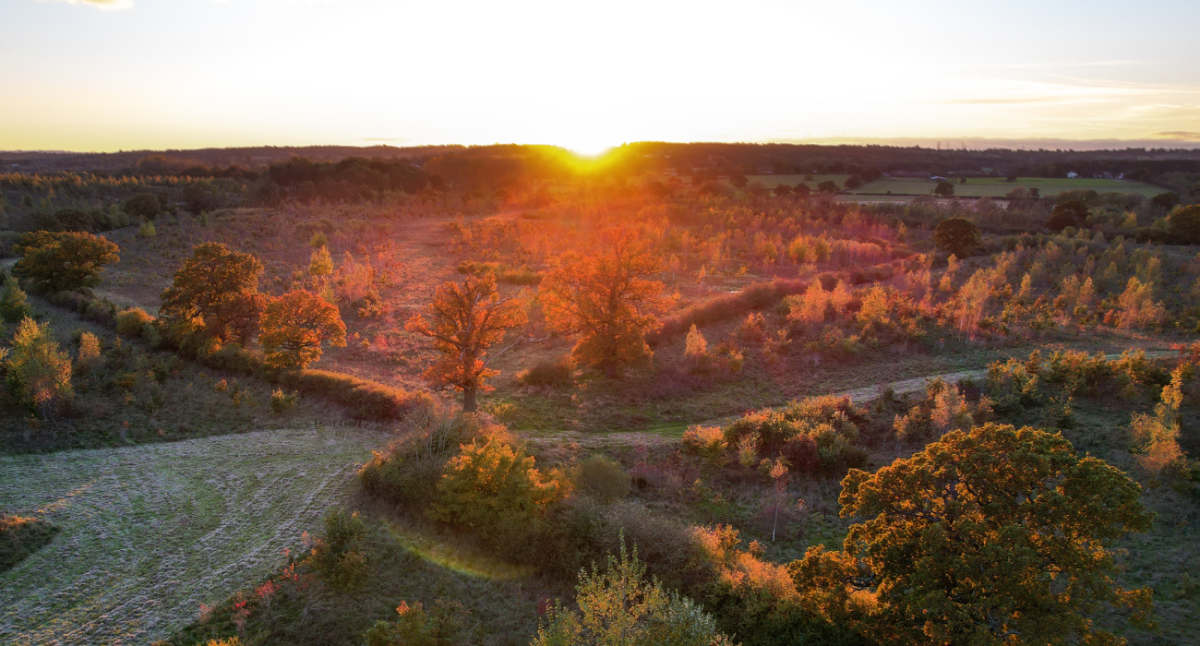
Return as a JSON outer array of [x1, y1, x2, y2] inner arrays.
[[40, 0, 135, 9], [1153, 131, 1200, 141]]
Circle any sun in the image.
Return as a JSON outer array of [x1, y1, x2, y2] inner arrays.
[[562, 136, 617, 158]]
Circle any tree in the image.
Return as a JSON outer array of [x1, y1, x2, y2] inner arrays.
[[540, 227, 667, 376], [405, 274, 526, 412], [1005, 174, 1017, 182], [933, 218, 980, 257], [793, 183, 811, 198], [730, 174, 748, 189], [159, 243, 265, 343], [773, 184, 792, 197], [0, 277, 31, 323], [181, 185, 217, 215], [123, 192, 163, 220], [817, 180, 839, 194], [1047, 200, 1089, 232], [790, 423, 1153, 646], [1150, 191, 1181, 212], [844, 174, 864, 190], [533, 539, 734, 646], [1167, 204, 1200, 245], [260, 290, 347, 370], [13, 231, 120, 293], [5, 318, 73, 418], [933, 181, 955, 197]]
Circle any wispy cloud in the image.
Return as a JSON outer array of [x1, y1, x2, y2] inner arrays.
[[40, 0, 134, 10], [1153, 131, 1200, 141]]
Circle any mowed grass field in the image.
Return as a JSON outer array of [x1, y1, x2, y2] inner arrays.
[[0, 426, 382, 645], [733, 174, 851, 189], [848, 176, 1166, 198]]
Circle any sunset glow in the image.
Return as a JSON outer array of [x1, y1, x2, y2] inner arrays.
[[3, 0, 1200, 151]]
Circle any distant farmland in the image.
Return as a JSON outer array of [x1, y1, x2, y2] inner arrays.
[[847, 176, 1166, 199]]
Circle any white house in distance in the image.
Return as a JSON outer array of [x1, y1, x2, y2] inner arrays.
[[1066, 171, 1079, 178]]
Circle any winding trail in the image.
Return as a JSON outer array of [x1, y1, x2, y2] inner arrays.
[[527, 350, 1177, 449]]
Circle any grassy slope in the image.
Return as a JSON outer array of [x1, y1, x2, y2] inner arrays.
[[0, 426, 381, 645]]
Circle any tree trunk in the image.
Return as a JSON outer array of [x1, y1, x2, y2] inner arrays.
[[463, 387, 477, 413]]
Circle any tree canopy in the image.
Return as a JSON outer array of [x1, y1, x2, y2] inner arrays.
[[933, 218, 980, 258], [5, 318, 73, 419], [123, 192, 163, 220], [540, 227, 667, 376], [260, 290, 346, 370], [790, 423, 1154, 646], [1167, 204, 1200, 245], [13, 231, 120, 293], [159, 242, 265, 343], [405, 274, 526, 412]]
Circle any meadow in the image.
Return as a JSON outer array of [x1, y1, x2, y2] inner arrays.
[[850, 176, 1165, 198]]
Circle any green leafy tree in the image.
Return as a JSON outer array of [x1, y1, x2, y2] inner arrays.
[[790, 423, 1154, 646], [5, 318, 73, 418], [405, 274, 526, 412], [0, 277, 31, 323], [12, 231, 119, 293], [933, 218, 980, 257], [260, 290, 346, 370], [933, 181, 955, 197], [1167, 204, 1200, 245], [844, 175, 864, 190], [429, 436, 566, 551], [123, 192, 163, 220], [817, 180, 839, 194], [365, 599, 467, 646], [1150, 191, 1181, 212], [534, 538, 734, 646], [160, 243, 265, 343], [306, 510, 369, 592]]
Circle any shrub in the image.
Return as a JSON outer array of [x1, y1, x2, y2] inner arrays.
[[648, 278, 812, 346], [306, 510, 369, 591], [282, 369, 434, 421], [114, 308, 153, 339], [76, 332, 102, 372], [723, 396, 864, 476], [517, 355, 575, 388], [358, 411, 478, 511], [933, 218, 980, 257], [429, 436, 568, 559], [682, 425, 727, 466], [574, 455, 631, 503], [364, 599, 467, 646], [0, 277, 31, 323], [269, 388, 298, 414], [1, 514, 60, 573]]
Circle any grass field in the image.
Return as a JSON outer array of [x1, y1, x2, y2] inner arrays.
[[730, 174, 851, 189], [0, 426, 383, 645], [849, 176, 1166, 198]]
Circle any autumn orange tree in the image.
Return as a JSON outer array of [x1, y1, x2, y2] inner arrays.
[[260, 290, 347, 370], [405, 274, 526, 412], [160, 242, 266, 344], [790, 423, 1154, 646], [539, 227, 667, 376]]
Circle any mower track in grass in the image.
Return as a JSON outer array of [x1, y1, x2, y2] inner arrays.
[[0, 426, 382, 646]]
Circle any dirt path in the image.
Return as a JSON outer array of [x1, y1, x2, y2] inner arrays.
[[527, 350, 1178, 449], [0, 426, 384, 646]]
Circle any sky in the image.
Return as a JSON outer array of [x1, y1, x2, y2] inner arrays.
[[3, 0, 1200, 154]]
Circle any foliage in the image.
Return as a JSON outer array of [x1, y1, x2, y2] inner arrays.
[[124, 192, 163, 219], [790, 423, 1154, 646], [0, 276, 31, 323], [429, 435, 567, 557], [115, 307, 156, 338], [1167, 204, 1200, 245], [533, 539, 734, 646], [160, 243, 265, 343], [722, 396, 867, 476], [281, 369, 433, 422], [260, 290, 347, 370], [306, 510, 370, 592], [358, 410, 479, 511], [405, 274, 526, 411], [364, 599, 467, 646], [932, 218, 980, 257], [269, 388, 298, 414], [13, 230, 120, 293], [75, 331, 102, 372], [517, 355, 575, 388], [1047, 200, 1089, 232], [0, 514, 59, 573], [5, 317, 73, 418], [573, 455, 632, 504], [933, 181, 955, 197], [540, 227, 667, 376]]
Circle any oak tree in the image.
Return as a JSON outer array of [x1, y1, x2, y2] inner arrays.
[[13, 231, 119, 293], [159, 243, 265, 343], [933, 218, 980, 258], [790, 423, 1154, 646], [260, 290, 347, 370], [539, 227, 667, 377], [405, 274, 526, 412]]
